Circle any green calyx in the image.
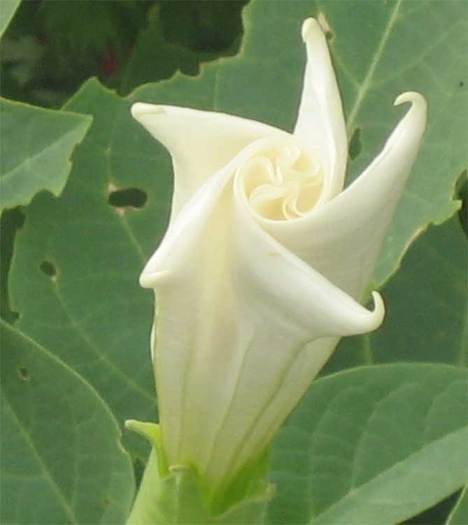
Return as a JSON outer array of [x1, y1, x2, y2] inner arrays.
[[126, 420, 273, 525], [125, 420, 169, 476]]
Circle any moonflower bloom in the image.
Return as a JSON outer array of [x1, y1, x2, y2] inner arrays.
[[131, 18, 426, 498]]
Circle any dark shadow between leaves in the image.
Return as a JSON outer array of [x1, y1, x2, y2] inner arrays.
[[455, 170, 468, 238], [0, 207, 25, 323], [349, 127, 362, 160]]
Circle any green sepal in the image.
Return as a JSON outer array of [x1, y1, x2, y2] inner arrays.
[[125, 420, 168, 476], [126, 421, 273, 525]]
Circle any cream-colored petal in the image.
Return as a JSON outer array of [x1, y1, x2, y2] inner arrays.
[[227, 335, 339, 480], [142, 139, 384, 492], [263, 92, 427, 299], [294, 18, 347, 200], [131, 103, 284, 219]]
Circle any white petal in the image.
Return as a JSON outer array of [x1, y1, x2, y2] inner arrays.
[[143, 140, 384, 491], [294, 18, 348, 200], [262, 92, 427, 299], [227, 336, 338, 478], [131, 103, 284, 219]]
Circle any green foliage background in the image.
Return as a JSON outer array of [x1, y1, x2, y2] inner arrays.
[[1, 1, 467, 524]]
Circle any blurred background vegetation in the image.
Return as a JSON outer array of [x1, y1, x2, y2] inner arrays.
[[0, 0, 247, 107]]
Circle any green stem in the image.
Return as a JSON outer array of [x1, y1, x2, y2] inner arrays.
[[126, 421, 272, 525]]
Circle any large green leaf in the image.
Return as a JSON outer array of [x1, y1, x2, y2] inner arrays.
[[118, 1, 246, 95], [9, 80, 165, 461], [325, 216, 468, 373], [0, 319, 134, 524], [268, 364, 468, 525], [0, 0, 20, 38], [0, 98, 92, 211]]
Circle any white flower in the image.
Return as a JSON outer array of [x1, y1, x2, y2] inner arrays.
[[131, 18, 426, 496]]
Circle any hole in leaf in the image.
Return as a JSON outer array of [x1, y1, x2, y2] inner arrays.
[[18, 367, 29, 381], [349, 128, 362, 160], [40, 260, 56, 277], [108, 188, 147, 209]]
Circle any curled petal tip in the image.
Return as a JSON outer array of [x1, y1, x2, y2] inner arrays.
[[394, 91, 427, 111], [131, 102, 164, 121], [392, 91, 427, 138], [343, 291, 385, 336], [301, 18, 321, 42], [368, 291, 385, 331]]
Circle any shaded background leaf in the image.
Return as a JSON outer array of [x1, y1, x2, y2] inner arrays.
[[0, 0, 246, 107], [325, 215, 468, 374], [117, 1, 246, 95], [117, 5, 214, 96]]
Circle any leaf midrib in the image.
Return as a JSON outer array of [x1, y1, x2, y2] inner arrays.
[[2, 396, 79, 524], [345, 0, 403, 133], [1, 119, 88, 183]]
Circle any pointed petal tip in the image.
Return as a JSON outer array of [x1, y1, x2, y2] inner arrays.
[[394, 91, 427, 111], [347, 291, 384, 336], [301, 18, 321, 42], [139, 272, 152, 288], [368, 291, 385, 331], [131, 102, 165, 122]]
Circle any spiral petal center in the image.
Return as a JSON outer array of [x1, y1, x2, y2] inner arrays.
[[238, 143, 323, 220]]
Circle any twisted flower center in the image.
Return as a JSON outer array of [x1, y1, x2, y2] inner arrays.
[[238, 142, 323, 221]]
